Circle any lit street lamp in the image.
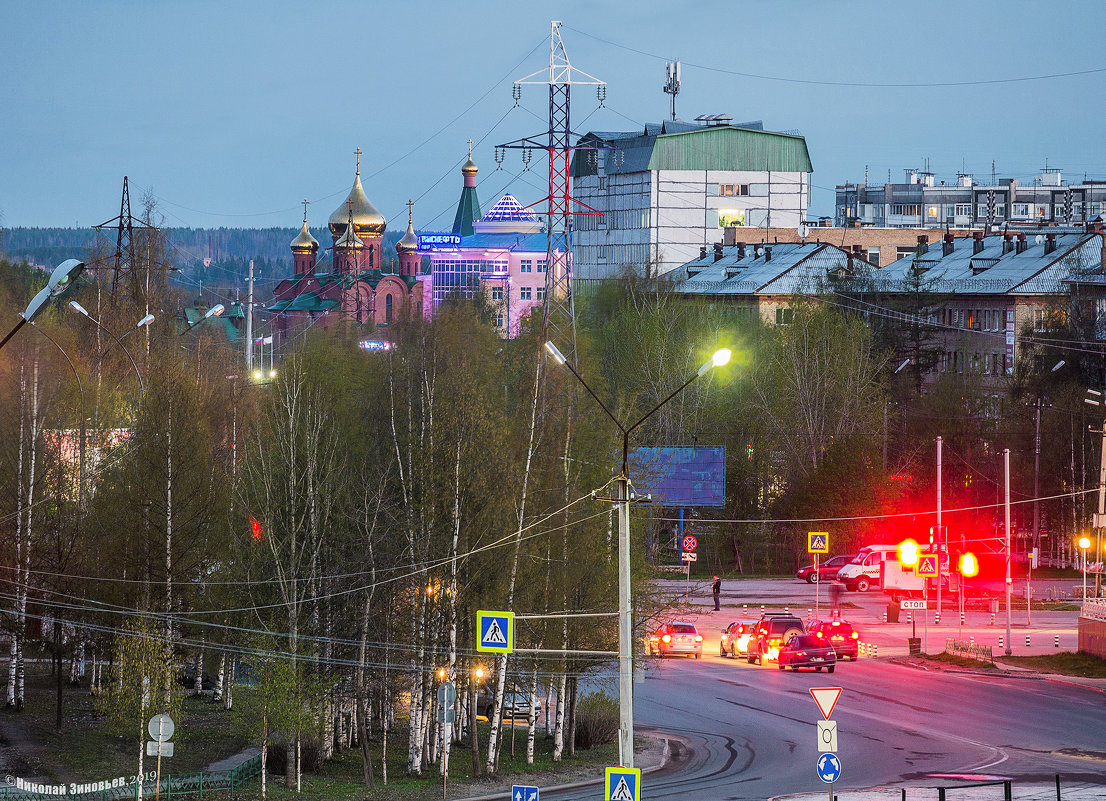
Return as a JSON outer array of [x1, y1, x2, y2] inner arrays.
[[544, 340, 732, 768], [1079, 536, 1091, 601], [178, 303, 225, 336], [0, 259, 86, 351]]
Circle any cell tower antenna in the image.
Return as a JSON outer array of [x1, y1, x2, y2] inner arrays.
[[497, 20, 608, 357], [664, 60, 681, 121]]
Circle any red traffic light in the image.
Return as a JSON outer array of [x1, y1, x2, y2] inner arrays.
[[250, 518, 263, 542], [897, 539, 919, 568], [959, 552, 978, 578]]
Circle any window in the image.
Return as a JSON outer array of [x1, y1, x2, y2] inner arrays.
[[1011, 203, 1031, 218], [536, 287, 546, 300], [955, 204, 972, 217], [896, 246, 916, 260], [774, 307, 794, 326], [520, 287, 532, 301], [719, 183, 750, 197], [520, 260, 532, 273], [927, 205, 941, 218], [537, 260, 546, 273], [491, 286, 503, 301], [495, 313, 504, 328], [890, 204, 922, 216], [598, 245, 607, 261], [597, 176, 608, 190], [385, 294, 393, 323], [1036, 205, 1048, 218]]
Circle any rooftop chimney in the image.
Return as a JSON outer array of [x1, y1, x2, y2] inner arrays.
[[1002, 231, 1015, 254], [973, 231, 985, 254], [699, 245, 707, 261], [1044, 233, 1057, 255], [764, 246, 772, 262], [1016, 232, 1028, 254], [713, 242, 724, 262], [917, 234, 929, 254], [736, 243, 746, 259], [942, 232, 955, 257]]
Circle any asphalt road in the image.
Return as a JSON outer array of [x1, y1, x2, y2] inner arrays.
[[541, 577, 1106, 801]]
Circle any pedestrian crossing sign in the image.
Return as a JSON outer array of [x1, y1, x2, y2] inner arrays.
[[605, 766, 640, 801], [476, 610, 514, 653], [917, 554, 938, 578], [807, 532, 829, 554]]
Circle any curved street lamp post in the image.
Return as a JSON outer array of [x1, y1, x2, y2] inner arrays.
[[544, 340, 731, 768]]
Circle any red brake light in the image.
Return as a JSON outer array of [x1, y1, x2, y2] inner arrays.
[[694, 635, 703, 642], [661, 634, 671, 643], [831, 620, 840, 627], [815, 631, 823, 638], [851, 631, 859, 639]]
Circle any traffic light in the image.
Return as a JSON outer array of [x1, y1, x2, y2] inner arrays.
[[250, 518, 263, 542], [897, 539, 919, 569], [958, 552, 978, 578]]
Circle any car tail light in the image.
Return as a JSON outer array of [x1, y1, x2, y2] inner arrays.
[[851, 631, 859, 639], [797, 651, 806, 657], [831, 620, 840, 626], [694, 635, 703, 642], [815, 631, 823, 638], [661, 634, 671, 643]]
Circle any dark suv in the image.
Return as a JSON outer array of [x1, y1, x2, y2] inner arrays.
[[746, 613, 805, 665]]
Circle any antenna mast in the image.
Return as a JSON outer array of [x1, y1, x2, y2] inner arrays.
[[497, 20, 607, 356], [664, 60, 681, 121]]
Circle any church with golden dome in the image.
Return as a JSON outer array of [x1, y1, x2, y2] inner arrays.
[[269, 150, 427, 338]]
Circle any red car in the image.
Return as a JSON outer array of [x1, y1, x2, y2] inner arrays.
[[777, 634, 836, 672], [808, 618, 860, 660], [796, 554, 855, 584]]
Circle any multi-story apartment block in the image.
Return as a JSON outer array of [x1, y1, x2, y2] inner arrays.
[[572, 118, 812, 279], [836, 168, 1106, 230]]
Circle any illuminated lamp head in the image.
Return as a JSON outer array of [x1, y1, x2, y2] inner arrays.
[[897, 539, 919, 568]]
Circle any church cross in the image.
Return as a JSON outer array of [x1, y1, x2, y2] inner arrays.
[[354, 147, 362, 174]]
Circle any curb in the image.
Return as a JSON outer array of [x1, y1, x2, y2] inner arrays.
[[451, 733, 671, 801]]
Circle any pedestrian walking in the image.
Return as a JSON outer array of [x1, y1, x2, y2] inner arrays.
[[712, 575, 721, 611]]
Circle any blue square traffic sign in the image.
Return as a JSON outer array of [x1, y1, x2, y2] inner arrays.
[[605, 766, 640, 800], [512, 785, 538, 801], [476, 610, 514, 653]]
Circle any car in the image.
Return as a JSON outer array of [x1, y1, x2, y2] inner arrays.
[[477, 689, 541, 720], [777, 634, 837, 672], [746, 613, 805, 665], [796, 554, 856, 584], [719, 619, 759, 658], [807, 618, 860, 660], [647, 622, 703, 658]]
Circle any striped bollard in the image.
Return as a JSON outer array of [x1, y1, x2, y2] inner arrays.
[[807, 608, 812, 622], [990, 612, 995, 626], [906, 611, 913, 624], [998, 635, 1004, 649], [785, 607, 790, 615], [760, 605, 765, 615], [1055, 635, 1060, 648], [882, 610, 887, 624], [969, 636, 975, 646], [1026, 635, 1031, 648], [743, 604, 748, 616], [935, 612, 941, 625], [960, 611, 965, 625], [873, 644, 878, 657]]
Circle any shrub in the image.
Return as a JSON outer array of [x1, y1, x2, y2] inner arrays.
[[573, 691, 618, 750], [265, 738, 322, 773]]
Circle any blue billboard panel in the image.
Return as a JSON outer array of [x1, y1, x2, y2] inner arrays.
[[630, 446, 725, 508]]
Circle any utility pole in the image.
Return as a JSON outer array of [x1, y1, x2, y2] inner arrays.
[[1096, 414, 1106, 597], [245, 259, 254, 372], [936, 436, 942, 618], [1004, 448, 1012, 656]]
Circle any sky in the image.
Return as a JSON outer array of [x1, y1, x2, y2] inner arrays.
[[3, 0, 1105, 232]]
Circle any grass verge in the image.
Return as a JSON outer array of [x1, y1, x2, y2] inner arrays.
[[928, 652, 998, 670], [999, 651, 1106, 678]]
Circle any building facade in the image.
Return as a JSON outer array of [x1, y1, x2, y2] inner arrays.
[[572, 120, 812, 279], [836, 168, 1106, 230], [723, 225, 975, 267]]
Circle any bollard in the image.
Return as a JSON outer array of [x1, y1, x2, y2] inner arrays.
[[1026, 635, 1031, 648], [873, 644, 878, 657], [760, 605, 765, 615], [882, 610, 887, 624], [785, 606, 790, 614], [960, 611, 965, 625], [999, 635, 1004, 649], [970, 636, 975, 646], [807, 608, 812, 621], [935, 612, 941, 625], [906, 611, 913, 624], [743, 604, 748, 616], [990, 612, 995, 626], [1055, 634, 1060, 648]]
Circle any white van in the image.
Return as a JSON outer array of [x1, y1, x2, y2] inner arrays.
[[836, 545, 897, 592]]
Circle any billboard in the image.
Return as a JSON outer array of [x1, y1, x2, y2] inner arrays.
[[629, 446, 725, 508]]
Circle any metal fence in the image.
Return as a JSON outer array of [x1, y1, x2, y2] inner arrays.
[[2, 754, 262, 801], [945, 638, 995, 663]]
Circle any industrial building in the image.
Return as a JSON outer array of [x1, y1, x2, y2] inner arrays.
[[572, 118, 812, 279]]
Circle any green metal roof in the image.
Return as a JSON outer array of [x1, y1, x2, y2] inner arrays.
[[648, 127, 812, 173], [452, 184, 481, 237]]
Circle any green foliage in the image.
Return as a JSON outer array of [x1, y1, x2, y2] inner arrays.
[[95, 617, 181, 737], [572, 691, 619, 749]]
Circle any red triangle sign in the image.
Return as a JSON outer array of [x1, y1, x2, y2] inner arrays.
[[810, 687, 841, 720]]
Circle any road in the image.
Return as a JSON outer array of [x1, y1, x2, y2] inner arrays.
[[542, 578, 1106, 800]]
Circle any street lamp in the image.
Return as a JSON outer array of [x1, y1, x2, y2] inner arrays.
[[1079, 536, 1091, 600], [178, 303, 225, 336], [68, 302, 147, 393], [0, 259, 86, 351], [544, 340, 732, 768]]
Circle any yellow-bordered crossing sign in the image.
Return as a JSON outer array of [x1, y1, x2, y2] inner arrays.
[[807, 532, 829, 554]]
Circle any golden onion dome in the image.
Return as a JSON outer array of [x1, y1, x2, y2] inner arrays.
[[396, 220, 419, 253], [461, 156, 478, 175], [328, 172, 386, 237], [290, 220, 319, 252]]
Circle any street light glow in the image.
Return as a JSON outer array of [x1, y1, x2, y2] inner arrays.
[[253, 370, 263, 381], [712, 348, 732, 368], [1079, 536, 1091, 549], [544, 340, 567, 365]]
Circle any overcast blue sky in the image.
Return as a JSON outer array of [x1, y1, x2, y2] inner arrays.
[[3, 0, 1105, 231]]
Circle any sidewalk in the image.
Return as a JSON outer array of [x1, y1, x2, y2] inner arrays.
[[772, 779, 1104, 800]]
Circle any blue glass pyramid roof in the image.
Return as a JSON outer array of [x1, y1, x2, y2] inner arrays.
[[480, 193, 538, 222]]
